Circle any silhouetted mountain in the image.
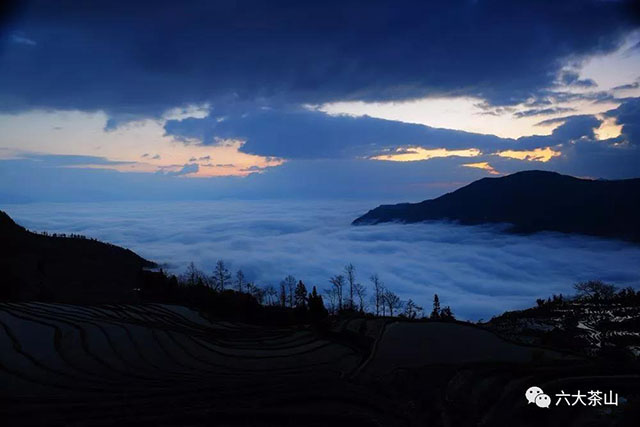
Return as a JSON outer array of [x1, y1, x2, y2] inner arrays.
[[0, 210, 156, 301], [353, 171, 640, 241]]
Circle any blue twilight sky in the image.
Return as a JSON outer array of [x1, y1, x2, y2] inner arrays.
[[1, 0, 640, 202]]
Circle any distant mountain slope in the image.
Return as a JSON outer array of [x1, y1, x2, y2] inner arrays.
[[0, 210, 156, 301], [353, 171, 640, 241]]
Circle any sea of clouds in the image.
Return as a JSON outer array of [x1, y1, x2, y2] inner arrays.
[[4, 200, 640, 321]]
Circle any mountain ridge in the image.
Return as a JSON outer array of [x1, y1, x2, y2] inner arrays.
[[1, 209, 156, 301], [352, 170, 640, 242]]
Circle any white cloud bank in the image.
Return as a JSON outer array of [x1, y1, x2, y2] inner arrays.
[[3, 200, 640, 321]]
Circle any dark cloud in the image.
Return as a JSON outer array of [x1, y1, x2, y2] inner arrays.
[[558, 70, 597, 88], [513, 107, 576, 118], [547, 115, 601, 141], [165, 106, 611, 159], [606, 97, 640, 144], [165, 108, 512, 159], [161, 163, 198, 176], [534, 116, 573, 127], [0, 0, 637, 121], [612, 81, 639, 91]]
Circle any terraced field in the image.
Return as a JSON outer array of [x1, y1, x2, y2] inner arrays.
[[3, 304, 638, 426], [0, 303, 395, 426]]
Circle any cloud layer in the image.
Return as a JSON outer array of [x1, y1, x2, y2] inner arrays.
[[1, 0, 637, 121], [4, 200, 640, 320]]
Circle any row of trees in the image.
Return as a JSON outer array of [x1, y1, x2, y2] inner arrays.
[[535, 280, 640, 308], [38, 231, 91, 239], [178, 260, 455, 320]]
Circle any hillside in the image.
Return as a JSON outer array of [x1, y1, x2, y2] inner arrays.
[[4, 302, 637, 426], [353, 171, 640, 241], [0, 210, 155, 302], [486, 289, 640, 359]]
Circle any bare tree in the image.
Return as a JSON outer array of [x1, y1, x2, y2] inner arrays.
[[383, 289, 402, 317], [404, 299, 423, 319], [573, 280, 617, 300], [370, 274, 384, 316], [344, 263, 356, 310], [324, 287, 340, 315], [279, 282, 287, 307], [329, 274, 345, 311], [354, 282, 367, 312], [263, 284, 278, 305], [212, 260, 231, 291], [235, 269, 246, 293], [246, 282, 264, 304], [182, 262, 205, 287], [281, 275, 297, 307]]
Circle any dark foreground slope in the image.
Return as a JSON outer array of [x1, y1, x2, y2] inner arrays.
[[353, 171, 640, 241], [0, 210, 155, 302], [2, 302, 639, 427]]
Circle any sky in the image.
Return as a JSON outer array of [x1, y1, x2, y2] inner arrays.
[[0, 1, 640, 202], [5, 200, 640, 320]]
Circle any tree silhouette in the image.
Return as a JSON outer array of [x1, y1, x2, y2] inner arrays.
[[383, 289, 402, 317], [246, 282, 264, 304], [404, 299, 423, 319], [308, 286, 328, 323], [440, 306, 455, 321], [263, 284, 277, 305], [294, 280, 308, 308], [354, 282, 367, 312], [323, 286, 340, 314], [279, 282, 287, 307], [212, 260, 231, 291], [235, 269, 246, 293], [573, 280, 617, 300], [282, 275, 297, 307], [430, 294, 440, 319], [344, 263, 356, 310], [329, 274, 345, 311], [370, 273, 384, 316], [183, 262, 205, 287]]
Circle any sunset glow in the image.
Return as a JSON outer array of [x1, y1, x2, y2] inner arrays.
[[372, 147, 481, 162], [462, 162, 500, 175], [496, 147, 561, 162]]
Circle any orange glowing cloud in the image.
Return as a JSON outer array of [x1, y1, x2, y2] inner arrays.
[[594, 116, 623, 140], [371, 147, 481, 162], [495, 147, 560, 162], [461, 162, 499, 175]]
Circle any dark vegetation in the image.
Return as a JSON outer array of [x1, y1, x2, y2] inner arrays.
[[487, 280, 640, 361], [353, 170, 640, 242], [1, 210, 154, 302]]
